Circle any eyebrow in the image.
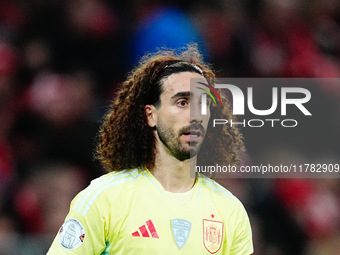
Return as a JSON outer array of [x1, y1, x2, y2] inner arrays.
[[171, 91, 191, 99]]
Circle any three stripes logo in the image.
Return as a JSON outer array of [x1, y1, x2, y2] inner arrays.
[[132, 219, 159, 238], [197, 82, 222, 115]]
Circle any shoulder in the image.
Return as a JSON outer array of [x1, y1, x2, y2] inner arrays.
[[92, 168, 141, 188], [199, 174, 244, 209], [70, 168, 141, 214], [199, 175, 252, 243], [89, 168, 141, 192]]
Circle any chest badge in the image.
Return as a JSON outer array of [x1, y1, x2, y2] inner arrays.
[[203, 219, 224, 254], [171, 219, 191, 249]]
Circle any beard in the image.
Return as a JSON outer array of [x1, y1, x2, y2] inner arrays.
[[156, 118, 205, 161]]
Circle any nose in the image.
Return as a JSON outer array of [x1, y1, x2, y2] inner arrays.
[[190, 104, 203, 124]]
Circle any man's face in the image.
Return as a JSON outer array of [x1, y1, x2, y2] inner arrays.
[[153, 72, 211, 161]]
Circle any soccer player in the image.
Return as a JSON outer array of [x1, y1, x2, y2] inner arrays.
[[47, 46, 253, 254]]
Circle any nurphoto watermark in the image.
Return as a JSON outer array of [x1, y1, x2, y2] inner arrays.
[[190, 78, 339, 178]]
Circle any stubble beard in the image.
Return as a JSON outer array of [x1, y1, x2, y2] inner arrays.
[[156, 118, 204, 161]]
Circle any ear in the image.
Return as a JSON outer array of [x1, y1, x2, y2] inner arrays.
[[145, 105, 157, 127]]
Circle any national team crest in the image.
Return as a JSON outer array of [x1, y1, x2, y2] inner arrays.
[[171, 219, 191, 249], [203, 219, 224, 254]]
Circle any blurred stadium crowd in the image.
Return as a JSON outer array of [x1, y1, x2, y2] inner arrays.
[[0, 0, 340, 254]]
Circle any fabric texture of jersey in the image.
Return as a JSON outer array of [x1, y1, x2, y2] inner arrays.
[[47, 168, 253, 254]]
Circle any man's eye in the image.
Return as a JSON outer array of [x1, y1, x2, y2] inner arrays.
[[177, 100, 188, 107]]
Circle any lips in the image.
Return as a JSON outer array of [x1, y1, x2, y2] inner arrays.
[[181, 129, 203, 142], [182, 130, 201, 138], [180, 123, 205, 142]]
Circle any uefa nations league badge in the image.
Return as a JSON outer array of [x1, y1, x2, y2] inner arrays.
[[171, 219, 192, 249], [58, 218, 86, 250]]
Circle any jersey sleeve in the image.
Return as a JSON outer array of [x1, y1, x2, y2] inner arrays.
[[47, 187, 110, 255], [229, 204, 254, 255]]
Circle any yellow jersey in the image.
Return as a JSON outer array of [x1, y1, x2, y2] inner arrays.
[[47, 168, 253, 254]]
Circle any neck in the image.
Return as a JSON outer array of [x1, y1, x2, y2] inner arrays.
[[149, 143, 197, 193]]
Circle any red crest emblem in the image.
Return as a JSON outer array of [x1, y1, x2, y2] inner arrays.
[[203, 219, 224, 254]]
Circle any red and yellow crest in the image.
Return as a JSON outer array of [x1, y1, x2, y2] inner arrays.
[[203, 219, 224, 254]]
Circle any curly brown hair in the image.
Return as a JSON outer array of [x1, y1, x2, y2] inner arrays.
[[95, 45, 244, 172]]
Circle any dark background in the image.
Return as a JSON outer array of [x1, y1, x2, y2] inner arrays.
[[0, 0, 340, 254]]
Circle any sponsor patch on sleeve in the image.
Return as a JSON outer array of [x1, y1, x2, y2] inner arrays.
[[58, 218, 86, 250]]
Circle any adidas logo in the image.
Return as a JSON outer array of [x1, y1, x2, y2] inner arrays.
[[132, 219, 159, 238]]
